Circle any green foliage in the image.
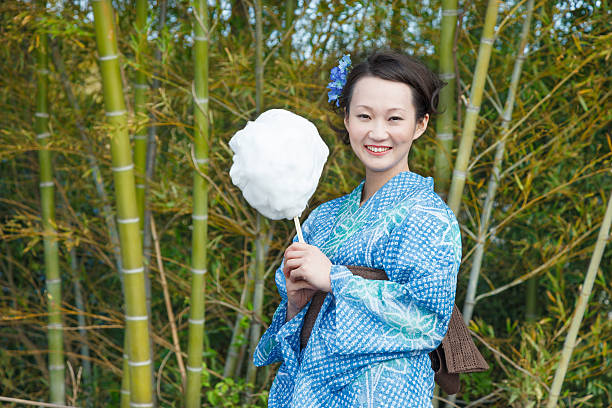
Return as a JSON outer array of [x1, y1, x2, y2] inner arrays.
[[0, 0, 610, 406]]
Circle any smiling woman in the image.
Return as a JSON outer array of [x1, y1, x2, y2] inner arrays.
[[253, 50, 460, 407]]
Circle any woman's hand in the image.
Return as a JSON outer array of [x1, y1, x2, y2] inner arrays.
[[282, 242, 332, 321], [283, 242, 332, 292]]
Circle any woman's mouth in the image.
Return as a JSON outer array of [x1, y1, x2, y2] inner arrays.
[[365, 145, 392, 155]]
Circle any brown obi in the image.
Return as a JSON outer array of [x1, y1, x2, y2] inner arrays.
[[298, 265, 489, 395]]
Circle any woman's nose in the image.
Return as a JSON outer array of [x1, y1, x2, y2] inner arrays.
[[368, 120, 388, 141]]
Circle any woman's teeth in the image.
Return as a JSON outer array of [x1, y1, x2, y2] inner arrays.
[[366, 146, 391, 153]]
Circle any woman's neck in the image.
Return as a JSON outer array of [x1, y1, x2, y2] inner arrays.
[[360, 165, 410, 206]]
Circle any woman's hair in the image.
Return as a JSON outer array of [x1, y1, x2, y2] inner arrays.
[[331, 50, 446, 145]]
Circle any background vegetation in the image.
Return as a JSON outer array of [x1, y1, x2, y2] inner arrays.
[[0, 0, 610, 406]]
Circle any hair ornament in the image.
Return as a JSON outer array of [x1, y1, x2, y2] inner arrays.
[[326, 54, 351, 107]]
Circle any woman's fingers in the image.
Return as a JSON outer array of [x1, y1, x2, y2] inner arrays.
[[288, 266, 307, 283], [283, 258, 302, 277]]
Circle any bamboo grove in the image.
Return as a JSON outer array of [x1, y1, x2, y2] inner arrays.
[[0, 0, 610, 407]]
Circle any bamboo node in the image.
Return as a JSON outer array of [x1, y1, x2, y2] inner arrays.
[[193, 35, 208, 42], [128, 359, 151, 367], [189, 318, 205, 325], [49, 364, 65, 371], [46, 278, 61, 285], [129, 403, 154, 407], [192, 214, 208, 221], [191, 268, 207, 275], [120, 390, 130, 395], [439, 72, 455, 81], [467, 104, 480, 114], [133, 134, 148, 140], [453, 169, 467, 180], [196, 157, 209, 164], [105, 110, 127, 117], [442, 9, 459, 16], [98, 54, 119, 61], [35, 112, 50, 118], [39, 181, 54, 188], [117, 217, 140, 224], [37, 68, 51, 75], [36, 132, 51, 139], [133, 83, 149, 89], [111, 164, 134, 173], [186, 365, 203, 372], [122, 267, 144, 274], [47, 323, 63, 330], [481, 37, 495, 45], [125, 315, 148, 321], [136, 184, 145, 189], [437, 132, 453, 141]]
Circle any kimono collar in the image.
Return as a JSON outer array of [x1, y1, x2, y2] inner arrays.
[[352, 171, 433, 210]]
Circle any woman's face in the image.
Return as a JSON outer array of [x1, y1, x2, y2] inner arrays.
[[344, 76, 428, 180]]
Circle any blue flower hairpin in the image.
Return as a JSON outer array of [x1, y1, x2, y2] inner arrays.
[[327, 54, 351, 107]]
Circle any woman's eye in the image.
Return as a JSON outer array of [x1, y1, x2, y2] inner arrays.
[[357, 114, 370, 119], [389, 116, 403, 121]]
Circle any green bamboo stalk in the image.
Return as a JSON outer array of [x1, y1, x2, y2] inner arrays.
[[90, 1, 153, 406], [35, 27, 65, 405], [447, 0, 500, 215], [132, 1, 156, 401], [434, 0, 458, 199], [185, 0, 209, 405], [546, 190, 612, 407], [245, 0, 269, 389], [246, 215, 271, 387], [69, 248, 92, 407], [133, 0, 148, 230], [461, 0, 534, 324], [389, 0, 403, 50], [283, 0, 295, 58], [223, 260, 255, 378]]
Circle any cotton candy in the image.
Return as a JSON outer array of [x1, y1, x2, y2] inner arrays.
[[229, 109, 329, 220]]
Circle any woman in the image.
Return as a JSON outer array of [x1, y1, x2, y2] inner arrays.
[[253, 50, 462, 407]]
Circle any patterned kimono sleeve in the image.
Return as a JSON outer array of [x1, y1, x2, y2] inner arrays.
[[328, 205, 461, 356], [253, 205, 321, 367]]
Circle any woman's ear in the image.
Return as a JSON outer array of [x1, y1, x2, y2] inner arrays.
[[414, 113, 429, 140], [343, 111, 349, 129]]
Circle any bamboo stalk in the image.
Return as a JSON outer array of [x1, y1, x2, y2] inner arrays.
[[35, 25, 65, 405], [447, 0, 500, 215], [185, 0, 209, 406], [434, 0, 458, 199], [546, 189, 612, 407], [284, 0, 295, 58], [245, 0, 269, 390], [246, 215, 271, 387], [90, 1, 153, 406], [69, 248, 92, 407], [131, 1, 156, 401], [133, 0, 148, 225], [223, 259, 255, 378], [462, 0, 534, 324]]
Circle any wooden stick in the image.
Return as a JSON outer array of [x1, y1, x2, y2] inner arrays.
[[293, 216, 304, 243]]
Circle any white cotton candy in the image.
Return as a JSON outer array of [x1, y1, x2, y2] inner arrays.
[[229, 109, 329, 220]]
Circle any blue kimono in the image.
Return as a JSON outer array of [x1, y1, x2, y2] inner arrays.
[[253, 171, 462, 407]]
